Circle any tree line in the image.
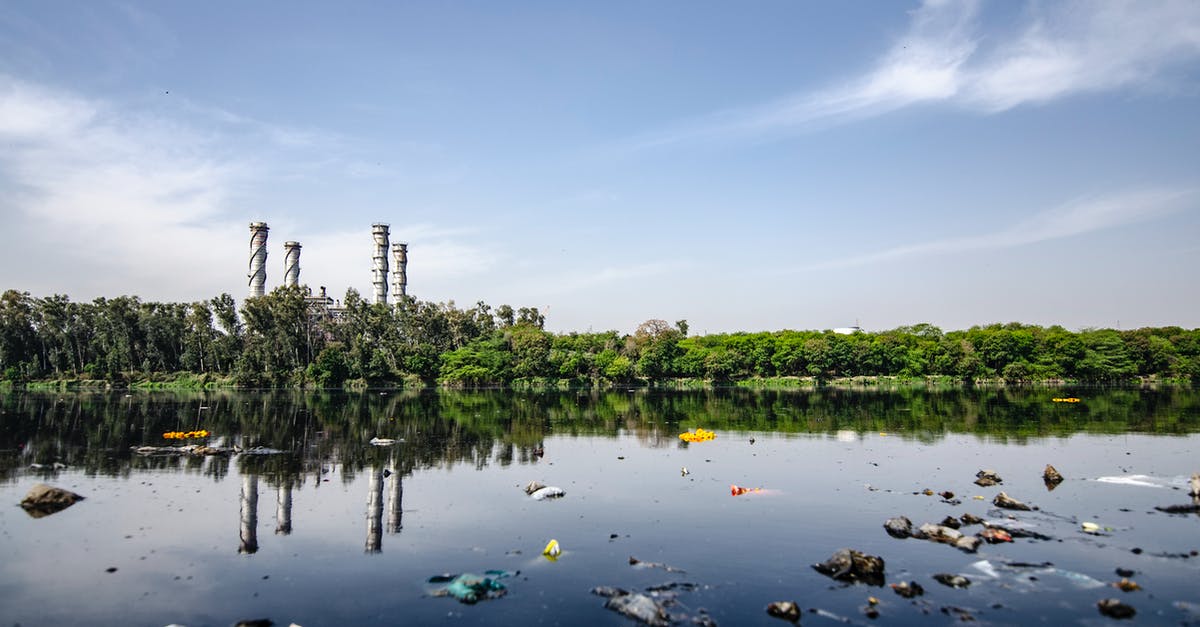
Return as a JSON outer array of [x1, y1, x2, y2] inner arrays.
[[2, 287, 1198, 387]]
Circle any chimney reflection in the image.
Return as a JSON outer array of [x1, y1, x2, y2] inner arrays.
[[275, 481, 293, 535], [365, 469, 383, 553], [387, 463, 403, 534], [239, 474, 259, 554]]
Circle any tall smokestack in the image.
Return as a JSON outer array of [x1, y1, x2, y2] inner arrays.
[[371, 223, 390, 305], [391, 243, 408, 299], [248, 222, 269, 298], [283, 241, 301, 288]]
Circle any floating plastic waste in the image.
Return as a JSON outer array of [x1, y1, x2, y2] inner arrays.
[[369, 437, 398, 446], [1052, 397, 1081, 403], [543, 539, 561, 560], [163, 430, 209, 439], [427, 570, 513, 604], [731, 484, 764, 496], [678, 428, 716, 442]]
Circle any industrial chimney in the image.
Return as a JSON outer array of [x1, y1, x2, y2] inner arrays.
[[283, 241, 301, 288], [391, 242, 408, 299], [248, 222, 269, 298], [371, 223, 390, 305]]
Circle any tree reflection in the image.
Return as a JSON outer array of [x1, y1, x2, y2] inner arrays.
[[2, 388, 1199, 489]]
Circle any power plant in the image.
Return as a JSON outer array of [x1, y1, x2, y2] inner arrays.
[[247, 222, 269, 298], [245, 221, 409, 308], [283, 241, 301, 288], [371, 223, 390, 305], [392, 243, 408, 299]]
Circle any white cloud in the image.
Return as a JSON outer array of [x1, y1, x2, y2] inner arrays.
[[628, 0, 1200, 148], [0, 75, 495, 303], [795, 188, 1196, 271]]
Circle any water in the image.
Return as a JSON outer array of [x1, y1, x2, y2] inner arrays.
[[2, 388, 1199, 626]]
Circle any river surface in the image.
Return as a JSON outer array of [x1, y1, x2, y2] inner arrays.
[[1, 387, 1199, 626]]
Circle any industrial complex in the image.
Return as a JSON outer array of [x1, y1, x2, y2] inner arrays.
[[246, 221, 408, 315]]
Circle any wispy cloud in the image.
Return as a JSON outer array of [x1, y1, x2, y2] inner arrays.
[[628, 0, 1200, 148], [793, 188, 1196, 272], [0, 75, 493, 302]]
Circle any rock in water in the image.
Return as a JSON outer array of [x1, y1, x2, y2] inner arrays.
[[766, 601, 800, 622], [974, 469, 1003, 487], [812, 548, 886, 586], [993, 491, 1032, 511], [1097, 598, 1136, 619], [883, 516, 913, 539], [20, 483, 84, 518], [890, 581, 925, 598], [1043, 464, 1064, 490], [933, 573, 971, 588]]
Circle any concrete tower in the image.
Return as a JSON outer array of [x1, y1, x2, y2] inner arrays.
[[283, 241, 301, 288], [371, 223, 390, 305], [391, 242, 408, 299], [248, 222, 269, 298]]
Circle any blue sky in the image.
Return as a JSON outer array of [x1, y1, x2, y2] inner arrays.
[[1, 0, 1198, 334]]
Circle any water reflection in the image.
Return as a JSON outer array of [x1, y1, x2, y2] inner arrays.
[[239, 474, 258, 554], [276, 481, 293, 535], [2, 387, 1199, 487], [365, 468, 383, 553]]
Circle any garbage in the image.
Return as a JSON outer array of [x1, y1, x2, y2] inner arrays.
[[1043, 464, 1064, 490], [1052, 397, 1081, 403], [681, 467, 690, 477], [979, 527, 1013, 543], [975, 470, 1003, 487], [730, 485, 764, 496], [678, 428, 716, 443], [369, 437, 397, 446], [939, 515, 962, 530], [1190, 473, 1200, 497], [628, 556, 686, 573], [593, 581, 709, 626], [959, 513, 984, 526], [938, 491, 955, 500], [1096, 474, 1165, 488], [543, 539, 562, 560], [1155, 503, 1200, 514], [20, 483, 84, 518], [983, 521, 1053, 541], [1080, 521, 1114, 535], [913, 523, 981, 553], [524, 481, 565, 500], [969, 559, 1105, 589], [890, 581, 924, 598], [163, 430, 210, 439], [861, 596, 880, 619], [883, 516, 913, 539], [993, 491, 1033, 510], [1113, 578, 1141, 592], [427, 570, 513, 604], [603, 593, 670, 626], [932, 573, 970, 588], [766, 601, 800, 622], [1097, 598, 1136, 619], [812, 548, 886, 586]]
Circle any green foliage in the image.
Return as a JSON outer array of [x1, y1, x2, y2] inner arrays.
[[2, 289, 1199, 389]]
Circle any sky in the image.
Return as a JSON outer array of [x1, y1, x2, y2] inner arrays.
[[1, 0, 1198, 335]]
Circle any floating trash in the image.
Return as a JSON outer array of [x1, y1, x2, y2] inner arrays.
[[731, 484, 765, 496], [543, 539, 561, 560], [678, 428, 716, 442], [1052, 397, 1081, 403], [369, 437, 398, 446], [163, 430, 209, 439], [427, 570, 513, 604]]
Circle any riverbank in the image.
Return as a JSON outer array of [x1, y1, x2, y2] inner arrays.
[[5, 373, 1194, 391]]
